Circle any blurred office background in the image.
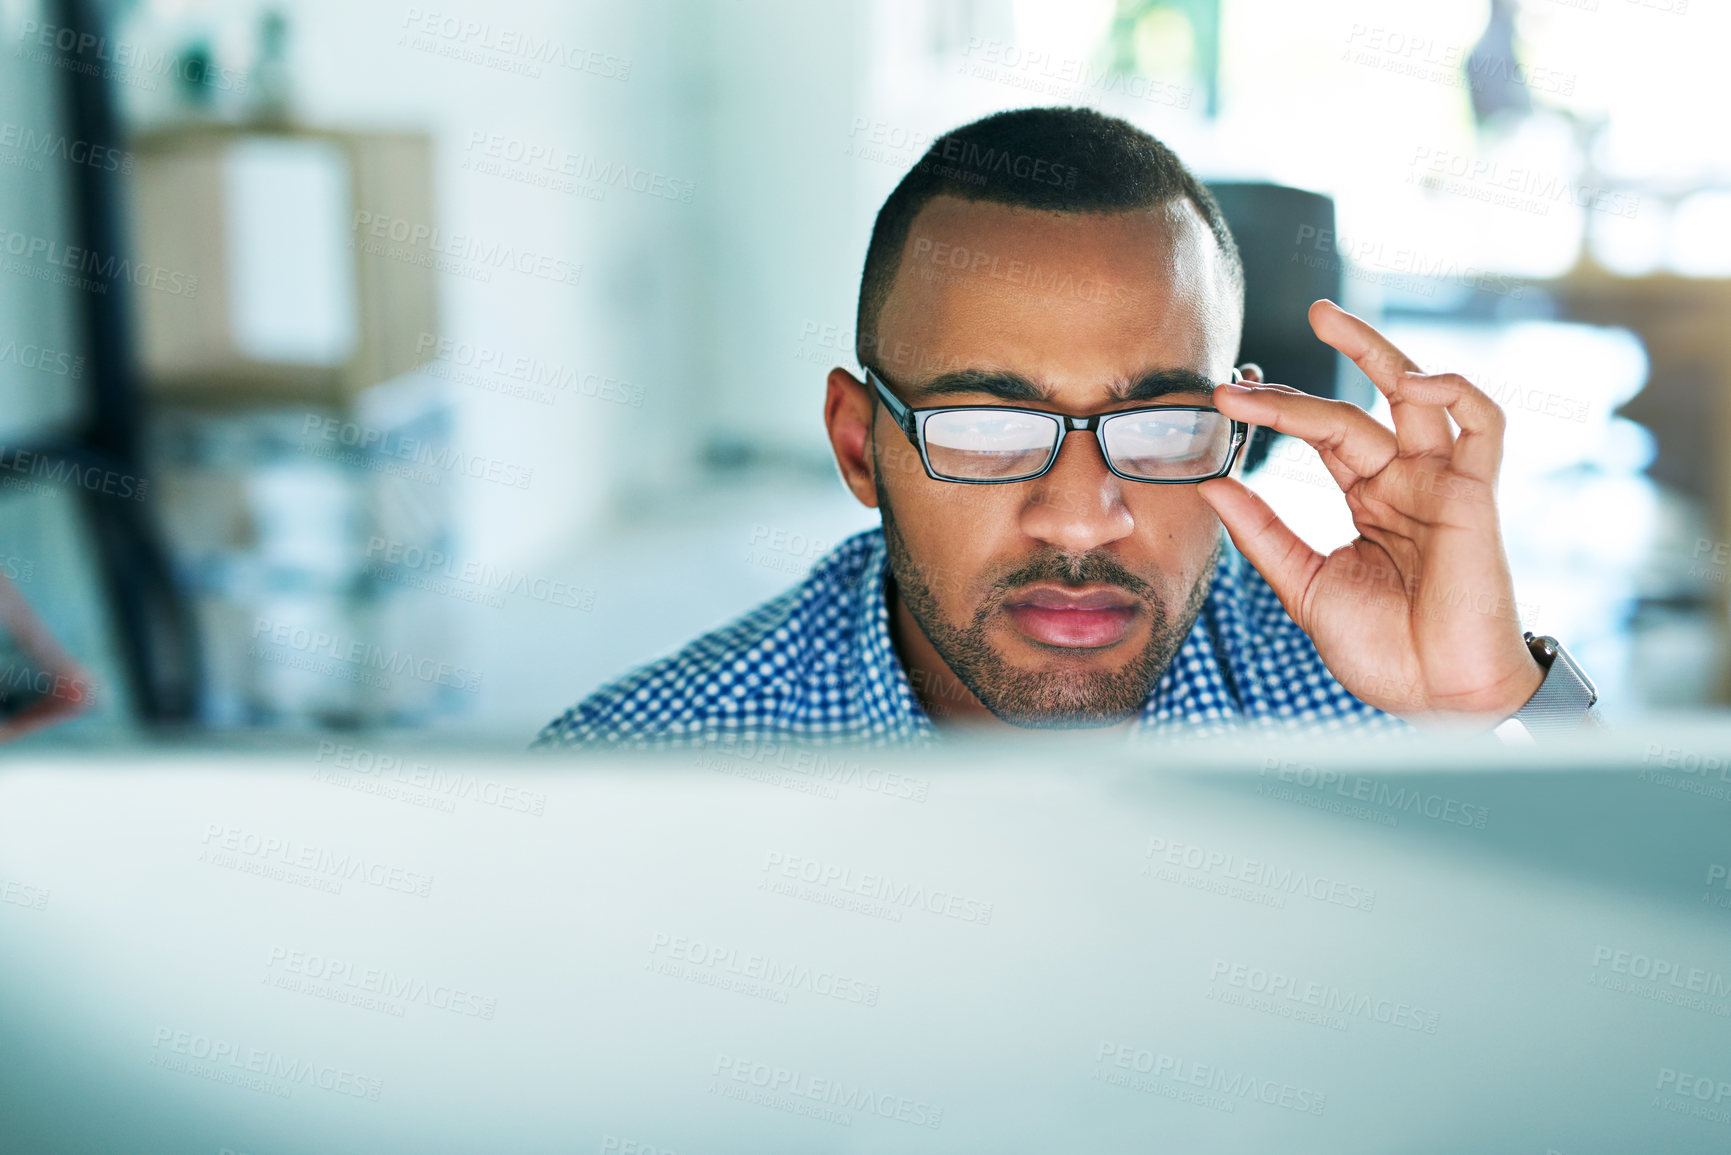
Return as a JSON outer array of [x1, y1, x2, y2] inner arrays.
[[0, 0, 1725, 743]]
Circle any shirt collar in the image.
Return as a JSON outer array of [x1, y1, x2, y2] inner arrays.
[[1134, 543, 1245, 739]]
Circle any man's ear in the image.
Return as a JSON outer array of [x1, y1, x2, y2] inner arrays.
[[825, 367, 879, 509], [1229, 362, 1264, 479]]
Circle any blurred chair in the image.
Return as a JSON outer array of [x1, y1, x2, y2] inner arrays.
[[1205, 181, 1342, 472]]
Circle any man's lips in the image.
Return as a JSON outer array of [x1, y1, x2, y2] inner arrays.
[[1001, 584, 1140, 648]]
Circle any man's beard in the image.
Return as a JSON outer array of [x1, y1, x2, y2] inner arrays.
[[877, 475, 1217, 729]]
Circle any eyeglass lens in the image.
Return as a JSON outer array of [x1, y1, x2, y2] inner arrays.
[[921, 408, 1232, 481], [1100, 409, 1235, 480], [922, 410, 1061, 480]]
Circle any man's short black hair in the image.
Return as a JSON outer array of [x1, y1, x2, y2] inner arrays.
[[855, 105, 1243, 368]]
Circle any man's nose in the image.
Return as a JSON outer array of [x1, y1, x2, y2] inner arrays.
[[1018, 430, 1134, 554]]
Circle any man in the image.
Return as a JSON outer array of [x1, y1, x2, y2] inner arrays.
[[535, 107, 1594, 749]]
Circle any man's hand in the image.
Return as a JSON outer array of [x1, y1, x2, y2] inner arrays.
[[1198, 299, 1544, 722]]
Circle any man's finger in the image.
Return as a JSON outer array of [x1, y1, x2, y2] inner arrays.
[[1198, 477, 1325, 623], [1315, 445, 1362, 492], [1213, 383, 1397, 480], [1308, 299, 1454, 457], [1396, 371, 1506, 481]]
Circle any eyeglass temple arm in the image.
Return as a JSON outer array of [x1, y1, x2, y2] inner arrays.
[[865, 368, 916, 437]]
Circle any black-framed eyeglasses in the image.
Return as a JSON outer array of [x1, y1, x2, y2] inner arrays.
[[865, 366, 1249, 485]]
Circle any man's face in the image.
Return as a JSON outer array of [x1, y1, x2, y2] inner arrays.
[[861, 195, 1243, 728]]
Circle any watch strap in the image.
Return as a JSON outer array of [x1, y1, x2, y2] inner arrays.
[[1508, 633, 1599, 736]]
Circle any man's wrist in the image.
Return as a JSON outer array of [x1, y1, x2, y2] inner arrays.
[[1502, 633, 1599, 737], [1499, 655, 1548, 720]]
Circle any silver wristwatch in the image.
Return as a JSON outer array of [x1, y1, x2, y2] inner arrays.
[[1506, 632, 1598, 736]]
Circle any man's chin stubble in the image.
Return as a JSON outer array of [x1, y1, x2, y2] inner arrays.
[[876, 479, 1219, 729]]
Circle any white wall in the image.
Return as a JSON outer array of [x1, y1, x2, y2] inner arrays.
[[279, 0, 646, 565], [0, 0, 87, 442]]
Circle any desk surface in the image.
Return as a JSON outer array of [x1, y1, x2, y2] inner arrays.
[[1, 730, 1729, 1154]]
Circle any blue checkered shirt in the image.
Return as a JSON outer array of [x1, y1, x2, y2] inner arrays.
[[532, 527, 1402, 749]]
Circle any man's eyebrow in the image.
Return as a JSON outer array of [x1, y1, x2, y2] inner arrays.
[[907, 369, 1052, 403], [1108, 367, 1220, 402], [906, 366, 1221, 405]]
